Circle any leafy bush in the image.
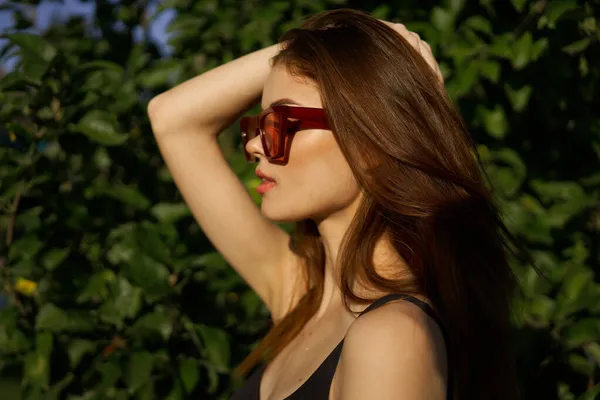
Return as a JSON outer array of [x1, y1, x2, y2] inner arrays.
[[0, 0, 598, 399]]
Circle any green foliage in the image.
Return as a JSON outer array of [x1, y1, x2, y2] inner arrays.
[[0, 0, 598, 399]]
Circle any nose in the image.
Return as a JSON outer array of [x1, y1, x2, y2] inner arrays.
[[245, 134, 264, 162]]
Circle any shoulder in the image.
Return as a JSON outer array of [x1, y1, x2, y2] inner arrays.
[[346, 298, 447, 350], [334, 299, 448, 400]]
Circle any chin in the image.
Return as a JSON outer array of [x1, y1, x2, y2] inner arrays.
[[260, 201, 308, 224]]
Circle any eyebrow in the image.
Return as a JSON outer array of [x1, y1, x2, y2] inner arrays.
[[261, 98, 303, 111]]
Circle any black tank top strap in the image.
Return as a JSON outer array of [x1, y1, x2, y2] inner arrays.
[[358, 294, 448, 339], [358, 293, 434, 317], [358, 293, 407, 316]]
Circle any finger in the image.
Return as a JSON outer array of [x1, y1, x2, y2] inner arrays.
[[418, 42, 436, 69], [417, 39, 436, 65], [394, 23, 416, 43], [382, 21, 444, 84], [402, 32, 419, 52], [417, 41, 444, 83]]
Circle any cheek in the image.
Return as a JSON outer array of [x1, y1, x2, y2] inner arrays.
[[261, 131, 360, 222]]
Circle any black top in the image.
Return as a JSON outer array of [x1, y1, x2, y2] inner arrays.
[[230, 293, 451, 400]]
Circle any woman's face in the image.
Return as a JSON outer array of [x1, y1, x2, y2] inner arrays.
[[246, 65, 361, 223]]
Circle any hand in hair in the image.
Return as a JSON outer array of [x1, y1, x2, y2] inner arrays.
[[379, 20, 444, 85]]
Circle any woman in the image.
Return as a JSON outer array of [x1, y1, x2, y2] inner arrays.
[[148, 8, 520, 400]]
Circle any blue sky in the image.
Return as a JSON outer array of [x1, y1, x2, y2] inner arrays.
[[0, 0, 174, 71]]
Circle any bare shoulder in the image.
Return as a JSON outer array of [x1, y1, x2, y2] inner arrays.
[[334, 299, 448, 400], [347, 299, 446, 348]]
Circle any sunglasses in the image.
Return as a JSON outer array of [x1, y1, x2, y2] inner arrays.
[[241, 105, 330, 162]]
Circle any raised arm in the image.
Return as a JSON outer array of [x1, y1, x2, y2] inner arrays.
[[147, 44, 304, 321]]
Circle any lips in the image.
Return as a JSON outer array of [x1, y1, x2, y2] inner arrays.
[[256, 168, 276, 182], [256, 168, 277, 195]]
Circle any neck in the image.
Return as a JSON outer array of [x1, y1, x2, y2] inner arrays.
[[312, 197, 408, 320]]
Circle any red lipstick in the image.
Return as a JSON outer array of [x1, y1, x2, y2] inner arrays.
[[256, 168, 276, 195]]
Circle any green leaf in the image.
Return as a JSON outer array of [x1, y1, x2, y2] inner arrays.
[[36, 332, 53, 358], [113, 277, 143, 319], [484, 148, 527, 197], [480, 60, 500, 83], [511, 0, 527, 12], [431, 7, 455, 33], [15, 206, 42, 231], [555, 267, 594, 320], [577, 384, 600, 400], [2, 33, 56, 82], [165, 385, 183, 400], [503, 196, 552, 245], [8, 234, 44, 262], [77, 271, 114, 304], [191, 252, 227, 271], [179, 357, 199, 392], [489, 33, 513, 59], [567, 353, 594, 376], [127, 44, 151, 73], [94, 147, 112, 170], [371, 4, 390, 20], [562, 38, 591, 55], [531, 181, 597, 228], [46, 373, 75, 400], [201, 359, 220, 394], [95, 362, 121, 394], [42, 248, 70, 271], [545, 0, 578, 27], [71, 110, 129, 146], [151, 202, 191, 224], [446, 0, 465, 14], [128, 352, 154, 393], [99, 183, 151, 209], [447, 61, 479, 98], [512, 32, 532, 70], [504, 84, 532, 112], [22, 332, 55, 393], [528, 295, 555, 325], [137, 63, 181, 89], [563, 318, 600, 348], [24, 351, 49, 389], [134, 383, 154, 400], [0, 320, 30, 354], [584, 342, 600, 366], [2, 33, 57, 63], [78, 60, 124, 72], [99, 276, 142, 328], [68, 340, 96, 369], [0, 70, 39, 90], [129, 309, 172, 341], [564, 268, 593, 302], [531, 38, 549, 61], [123, 253, 171, 298], [133, 223, 171, 264], [480, 105, 508, 139], [241, 290, 263, 317], [35, 304, 95, 333], [464, 15, 492, 35], [196, 324, 230, 372], [107, 227, 137, 265]]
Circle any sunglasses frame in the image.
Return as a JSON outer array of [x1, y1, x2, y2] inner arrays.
[[241, 105, 330, 162]]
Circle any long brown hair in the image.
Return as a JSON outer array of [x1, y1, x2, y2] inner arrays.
[[235, 8, 522, 400]]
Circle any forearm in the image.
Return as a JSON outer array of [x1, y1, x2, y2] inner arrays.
[[148, 43, 281, 137]]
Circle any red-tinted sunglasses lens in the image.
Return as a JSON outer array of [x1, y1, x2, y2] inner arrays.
[[261, 111, 282, 158]]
